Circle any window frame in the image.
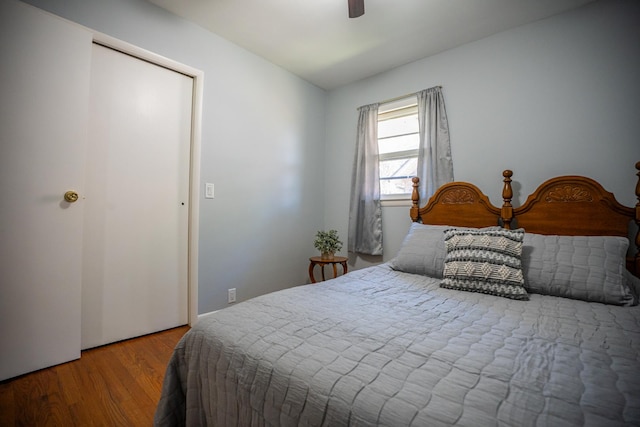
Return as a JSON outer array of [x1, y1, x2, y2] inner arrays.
[[377, 96, 419, 203]]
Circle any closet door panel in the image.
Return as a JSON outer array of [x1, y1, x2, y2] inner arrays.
[[81, 43, 191, 350], [0, 0, 91, 380]]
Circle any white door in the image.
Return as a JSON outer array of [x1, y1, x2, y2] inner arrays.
[[0, 1, 92, 380], [81, 44, 191, 349]]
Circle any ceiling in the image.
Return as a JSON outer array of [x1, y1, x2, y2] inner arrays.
[[147, 0, 597, 90]]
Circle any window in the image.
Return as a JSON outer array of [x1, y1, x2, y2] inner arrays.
[[378, 96, 418, 199]]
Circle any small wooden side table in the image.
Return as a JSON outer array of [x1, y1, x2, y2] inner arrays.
[[308, 256, 348, 283]]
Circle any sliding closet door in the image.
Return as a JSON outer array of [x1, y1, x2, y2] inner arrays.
[[0, 0, 91, 380], [81, 43, 191, 349]]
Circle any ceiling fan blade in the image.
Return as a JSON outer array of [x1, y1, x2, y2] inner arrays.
[[348, 0, 364, 18]]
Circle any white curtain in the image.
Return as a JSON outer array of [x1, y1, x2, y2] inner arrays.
[[417, 87, 454, 202], [348, 103, 382, 255]]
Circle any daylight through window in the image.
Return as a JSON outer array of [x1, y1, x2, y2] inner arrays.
[[378, 96, 418, 199]]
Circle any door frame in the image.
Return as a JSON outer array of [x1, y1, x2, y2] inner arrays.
[[91, 31, 202, 327]]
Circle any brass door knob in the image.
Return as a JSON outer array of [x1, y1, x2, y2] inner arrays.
[[64, 191, 79, 203]]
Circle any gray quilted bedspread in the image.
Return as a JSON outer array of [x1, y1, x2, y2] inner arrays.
[[154, 265, 640, 426]]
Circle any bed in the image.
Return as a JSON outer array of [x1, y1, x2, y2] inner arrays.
[[155, 165, 640, 427]]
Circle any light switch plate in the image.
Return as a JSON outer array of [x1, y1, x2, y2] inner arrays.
[[205, 183, 214, 199]]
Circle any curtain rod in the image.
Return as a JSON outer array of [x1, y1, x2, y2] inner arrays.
[[358, 85, 442, 110]]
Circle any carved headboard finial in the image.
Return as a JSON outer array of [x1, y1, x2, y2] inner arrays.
[[635, 162, 640, 273], [501, 170, 514, 229], [411, 177, 420, 208], [635, 161, 640, 207], [410, 177, 420, 222]]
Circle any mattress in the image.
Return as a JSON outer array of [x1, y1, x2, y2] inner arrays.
[[154, 264, 640, 426]]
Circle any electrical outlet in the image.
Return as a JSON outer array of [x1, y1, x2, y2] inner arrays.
[[228, 288, 236, 303]]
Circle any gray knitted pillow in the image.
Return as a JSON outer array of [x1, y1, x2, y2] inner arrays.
[[441, 227, 528, 300]]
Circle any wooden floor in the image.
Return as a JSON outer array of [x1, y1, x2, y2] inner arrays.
[[0, 325, 189, 427]]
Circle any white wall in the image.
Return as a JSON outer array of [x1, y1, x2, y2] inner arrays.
[[325, 0, 640, 270], [22, 0, 328, 313]]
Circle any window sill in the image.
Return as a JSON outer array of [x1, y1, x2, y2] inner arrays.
[[381, 198, 412, 207]]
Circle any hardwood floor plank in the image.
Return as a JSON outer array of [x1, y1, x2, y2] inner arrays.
[[56, 361, 82, 406], [13, 369, 50, 425], [0, 380, 16, 425], [112, 344, 163, 403], [95, 344, 157, 425], [0, 325, 189, 426], [42, 368, 75, 427]]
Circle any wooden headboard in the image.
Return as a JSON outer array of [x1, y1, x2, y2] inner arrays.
[[410, 178, 501, 228], [411, 162, 640, 274], [500, 164, 640, 274]]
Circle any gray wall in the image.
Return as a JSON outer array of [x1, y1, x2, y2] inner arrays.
[[325, 0, 640, 270], [23, 0, 328, 313], [22, 0, 640, 311]]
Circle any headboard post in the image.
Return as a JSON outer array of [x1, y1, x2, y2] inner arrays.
[[634, 161, 640, 274], [410, 177, 420, 222], [501, 170, 514, 229]]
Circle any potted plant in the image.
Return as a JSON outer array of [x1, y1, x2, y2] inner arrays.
[[314, 229, 343, 260]]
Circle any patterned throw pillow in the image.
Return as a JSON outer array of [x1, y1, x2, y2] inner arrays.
[[441, 227, 528, 300], [391, 223, 503, 278]]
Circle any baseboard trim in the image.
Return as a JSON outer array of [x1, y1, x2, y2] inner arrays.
[[197, 310, 219, 322]]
